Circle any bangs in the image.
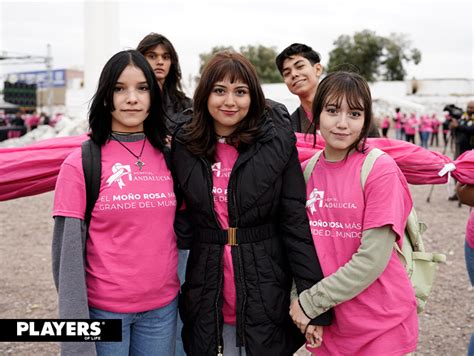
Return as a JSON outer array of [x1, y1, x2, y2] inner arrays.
[[324, 87, 364, 111], [210, 59, 251, 86], [324, 78, 365, 111]]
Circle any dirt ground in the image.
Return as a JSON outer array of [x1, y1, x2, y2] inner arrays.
[[0, 143, 472, 356]]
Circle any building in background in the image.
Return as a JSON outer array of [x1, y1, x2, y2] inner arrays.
[[4, 68, 83, 108]]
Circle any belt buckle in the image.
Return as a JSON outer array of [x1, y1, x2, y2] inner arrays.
[[227, 227, 238, 246]]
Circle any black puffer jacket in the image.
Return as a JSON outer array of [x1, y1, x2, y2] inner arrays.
[[290, 105, 314, 133], [163, 93, 193, 135], [171, 102, 331, 356]]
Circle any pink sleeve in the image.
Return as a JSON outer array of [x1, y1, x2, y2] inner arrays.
[[53, 149, 87, 220], [362, 154, 413, 240]]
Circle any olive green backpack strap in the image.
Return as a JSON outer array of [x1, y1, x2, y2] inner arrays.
[[360, 147, 446, 314], [303, 150, 324, 184]]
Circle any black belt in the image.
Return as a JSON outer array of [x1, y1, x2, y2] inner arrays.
[[194, 224, 277, 246]]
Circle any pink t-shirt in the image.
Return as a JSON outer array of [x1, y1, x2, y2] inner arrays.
[[304, 108, 314, 123], [394, 112, 402, 129], [431, 117, 440, 132], [466, 210, 474, 248], [212, 140, 239, 325], [404, 116, 418, 135], [304, 148, 418, 355], [381, 116, 390, 129], [53, 139, 179, 313], [420, 115, 433, 133]]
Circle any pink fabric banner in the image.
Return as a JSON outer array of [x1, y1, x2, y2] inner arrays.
[[452, 150, 474, 185], [0, 132, 472, 201], [0, 134, 88, 201], [296, 133, 457, 185]]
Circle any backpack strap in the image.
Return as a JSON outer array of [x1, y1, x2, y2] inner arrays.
[[360, 148, 385, 188], [81, 139, 101, 226], [303, 150, 324, 184], [360, 148, 423, 253]]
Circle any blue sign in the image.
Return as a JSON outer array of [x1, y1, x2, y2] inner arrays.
[[6, 69, 66, 88]]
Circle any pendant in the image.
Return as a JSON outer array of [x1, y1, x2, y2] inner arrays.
[[136, 159, 145, 171]]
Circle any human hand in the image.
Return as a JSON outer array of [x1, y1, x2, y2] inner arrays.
[[456, 183, 474, 206], [305, 324, 323, 349], [289, 298, 310, 334]]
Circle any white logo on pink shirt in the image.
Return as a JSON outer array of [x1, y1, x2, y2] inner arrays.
[[106, 163, 132, 189], [307, 189, 358, 214], [212, 162, 222, 177], [306, 188, 325, 213], [212, 161, 232, 178]]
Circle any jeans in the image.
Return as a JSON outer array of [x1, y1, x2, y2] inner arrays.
[[89, 297, 178, 356], [175, 249, 189, 356], [395, 128, 403, 140], [466, 242, 474, 356], [222, 323, 247, 356], [420, 131, 430, 148], [430, 131, 439, 146]]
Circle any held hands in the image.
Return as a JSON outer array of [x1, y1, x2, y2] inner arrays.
[[290, 299, 324, 349], [305, 325, 324, 349], [289, 298, 310, 333]]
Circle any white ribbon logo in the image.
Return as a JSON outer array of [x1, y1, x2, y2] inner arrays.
[[306, 188, 324, 214], [212, 162, 222, 177], [106, 163, 132, 189]]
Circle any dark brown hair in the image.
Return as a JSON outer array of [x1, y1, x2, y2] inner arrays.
[[136, 33, 188, 111], [311, 71, 372, 153], [183, 51, 266, 161]]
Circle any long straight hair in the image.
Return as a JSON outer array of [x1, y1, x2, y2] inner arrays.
[[136, 33, 188, 112], [311, 71, 372, 154], [88, 50, 166, 150]]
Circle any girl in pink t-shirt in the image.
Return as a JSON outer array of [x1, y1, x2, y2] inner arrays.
[[455, 183, 474, 354], [419, 114, 432, 149], [404, 113, 418, 144], [53, 50, 179, 356], [381, 115, 390, 137], [289, 71, 418, 355]]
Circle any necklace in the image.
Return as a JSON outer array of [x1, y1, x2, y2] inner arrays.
[[110, 134, 147, 171]]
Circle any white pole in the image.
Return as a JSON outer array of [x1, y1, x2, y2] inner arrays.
[[46, 43, 53, 117], [83, 1, 120, 119]]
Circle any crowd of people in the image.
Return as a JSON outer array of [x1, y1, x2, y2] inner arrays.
[[0, 111, 63, 141], [4, 34, 471, 356], [379, 110, 454, 148], [378, 102, 474, 204]]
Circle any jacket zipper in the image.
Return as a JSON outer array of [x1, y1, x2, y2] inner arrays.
[[201, 157, 224, 355], [215, 253, 224, 356], [228, 176, 247, 348], [201, 157, 221, 228]]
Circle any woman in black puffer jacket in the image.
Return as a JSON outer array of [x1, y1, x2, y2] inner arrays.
[[171, 51, 331, 356]]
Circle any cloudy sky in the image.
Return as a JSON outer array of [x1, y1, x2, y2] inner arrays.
[[1, 0, 473, 89]]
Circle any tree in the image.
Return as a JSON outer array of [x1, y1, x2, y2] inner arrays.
[[381, 33, 422, 81], [198, 44, 282, 83], [327, 30, 422, 82], [240, 45, 282, 83]]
